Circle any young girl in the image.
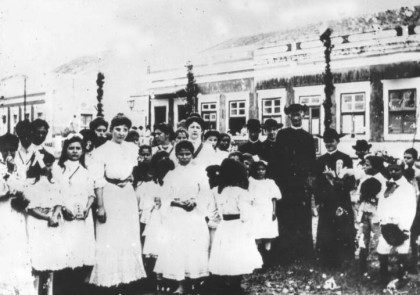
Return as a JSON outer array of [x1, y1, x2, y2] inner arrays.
[[136, 152, 172, 272], [53, 136, 95, 295], [142, 156, 175, 291], [0, 133, 35, 295], [209, 158, 262, 294], [25, 152, 65, 295], [248, 160, 281, 268], [154, 140, 210, 294]]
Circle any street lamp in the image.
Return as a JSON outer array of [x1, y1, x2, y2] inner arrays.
[[128, 99, 135, 111]]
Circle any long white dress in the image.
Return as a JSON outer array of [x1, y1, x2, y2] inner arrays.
[[54, 161, 95, 269], [89, 140, 146, 287], [154, 163, 210, 281], [209, 186, 262, 276], [0, 164, 35, 295], [141, 182, 169, 257], [248, 177, 282, 239], [25, 176, 67, 271]]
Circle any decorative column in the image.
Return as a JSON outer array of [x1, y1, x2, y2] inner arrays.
[[320, 28, 335, 130]]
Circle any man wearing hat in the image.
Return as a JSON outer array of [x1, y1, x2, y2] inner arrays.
[[269, 103, 316, 263], [376, 160, 416, 287], [314, 128, 356, 267], [261, 119, 283, 167], [238, 119, 264, 159]]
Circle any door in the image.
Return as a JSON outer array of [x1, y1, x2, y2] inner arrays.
[[154, 106, 167, 125], [177, 104, 189, 123]]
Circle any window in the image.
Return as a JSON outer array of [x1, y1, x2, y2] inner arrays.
[[388, 88, 416, 134], [299, 96, 321, 135], [341, 92, 366, 134], [229, 101, 246, 117], [81, 114, 93, 129], [201, 102, 217, 130], [229, 100, 246, 135], [299, 95, 321, 153], [262, 98, 282, 123]]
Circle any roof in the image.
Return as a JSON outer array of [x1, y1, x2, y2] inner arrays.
[[208, 6, 420, 51]]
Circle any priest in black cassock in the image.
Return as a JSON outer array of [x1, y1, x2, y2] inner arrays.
[[314, 128, 356, 267], [268, 104, 316, 263], [238, 119, 264, 159]]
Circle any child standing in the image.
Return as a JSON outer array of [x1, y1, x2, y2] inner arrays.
[[0, 133, 34, 295], [25, 152, 65, 295], [376, 160, 417, 288], [154, 140, 210, 294], [248, 161, 281, 268], [357, 155, 388, 274], [209, 158, 262, 295], [53, 136, 96, 295]]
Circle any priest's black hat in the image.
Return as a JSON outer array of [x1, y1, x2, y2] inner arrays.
[[284, 103, 308, 115], [246, 119, 261, 132], [317, 128, 346, 142]]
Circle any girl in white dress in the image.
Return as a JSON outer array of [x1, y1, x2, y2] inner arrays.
[[89, 114, 146, 288], [25, 152, 66, 294], [53, 136, 95, 295], [248, 160, 281, 268], [137, 152, 173, 278], [154, 140, 210, 294], [0, 133, 35, 295], [209, 158, 262, 294]]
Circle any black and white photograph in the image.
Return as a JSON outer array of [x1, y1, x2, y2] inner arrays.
[[2, 0, 420, 294]]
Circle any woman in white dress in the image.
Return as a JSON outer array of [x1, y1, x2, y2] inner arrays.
[[154, 140, 210, 294], [185, 114, 217, 168], [209, 158, 262, 294], [89, 114, 146, 288], [53, 135, 96, 295], [248, 160, 281, 268], [0, 133, 35, 295]]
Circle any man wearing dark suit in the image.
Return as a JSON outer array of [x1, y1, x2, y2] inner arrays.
[[238, 119, 264, 159], [269, 104, 316, 263]]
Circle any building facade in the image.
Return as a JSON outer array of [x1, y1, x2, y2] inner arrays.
[[145, 7, 420, 156]]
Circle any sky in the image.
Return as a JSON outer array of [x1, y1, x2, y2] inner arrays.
[[1, 0, 419, 95]]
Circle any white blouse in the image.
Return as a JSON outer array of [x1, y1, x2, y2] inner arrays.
[[91, 140, 139, 189], [53, 161, 95, 215]]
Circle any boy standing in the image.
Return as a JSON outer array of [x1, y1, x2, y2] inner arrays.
[[377, 161, 416, 287]]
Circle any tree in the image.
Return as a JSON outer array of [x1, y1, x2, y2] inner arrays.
[[185, 62, 199, 115], [96, 72, 105, 117]]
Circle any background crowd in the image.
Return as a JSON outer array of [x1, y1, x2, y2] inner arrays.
[[0, 103, 419, 295]]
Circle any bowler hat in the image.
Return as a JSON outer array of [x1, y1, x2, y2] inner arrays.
[[263, 118, 283, 130], [352, 140, 372, 151]]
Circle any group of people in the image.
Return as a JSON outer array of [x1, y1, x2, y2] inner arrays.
[[0, 102, 419, 294]]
